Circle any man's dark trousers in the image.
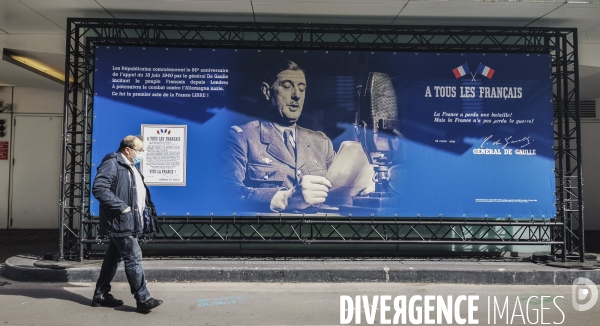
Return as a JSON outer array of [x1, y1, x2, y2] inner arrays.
[[93, 236, 151, 303]]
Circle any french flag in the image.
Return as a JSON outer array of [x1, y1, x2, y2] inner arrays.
[[452, 63, 470, 78], [477, 63, 495, 79]]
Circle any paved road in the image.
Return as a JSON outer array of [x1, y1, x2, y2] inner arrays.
[[1, 274, 599, 325]]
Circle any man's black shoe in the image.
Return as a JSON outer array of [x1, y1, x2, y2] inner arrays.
[[136, 298, 163, 313], [91, 293, 124, 307]]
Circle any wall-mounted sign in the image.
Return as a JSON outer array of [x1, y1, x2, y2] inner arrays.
[[0, 141, 8, 160], [140, 125, 187, 186]]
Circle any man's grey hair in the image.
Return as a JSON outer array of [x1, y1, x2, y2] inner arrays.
[[267, 60, 306, 84], [118, 135, 142, 152]]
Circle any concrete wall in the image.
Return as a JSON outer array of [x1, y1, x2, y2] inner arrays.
[[0, 87, 13, 229], [0, 85, 63, 229], [581, 100, 600, 231]]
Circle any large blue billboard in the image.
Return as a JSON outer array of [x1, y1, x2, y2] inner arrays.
[[91, 46, 555, 219]]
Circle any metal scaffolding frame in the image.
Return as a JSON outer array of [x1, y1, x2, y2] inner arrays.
[[59, 18, 583, 261]]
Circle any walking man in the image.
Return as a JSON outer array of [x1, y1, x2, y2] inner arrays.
[[91, 135, 162, 313]]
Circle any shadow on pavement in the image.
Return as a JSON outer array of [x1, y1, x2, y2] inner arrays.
[[0, 283, 91, 307]]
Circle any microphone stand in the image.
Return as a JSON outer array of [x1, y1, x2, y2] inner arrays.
[[350, 122, 398, 212]]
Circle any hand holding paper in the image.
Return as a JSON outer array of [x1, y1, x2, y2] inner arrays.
[[325, 141, 376, 205]]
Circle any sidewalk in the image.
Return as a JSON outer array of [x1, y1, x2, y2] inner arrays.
[[1, 279, 592, 325]]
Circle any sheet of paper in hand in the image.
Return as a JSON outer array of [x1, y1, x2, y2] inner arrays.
[[325, 141, 375, 206]]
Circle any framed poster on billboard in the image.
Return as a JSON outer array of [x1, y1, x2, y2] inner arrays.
[[140, 124, 187, 186]]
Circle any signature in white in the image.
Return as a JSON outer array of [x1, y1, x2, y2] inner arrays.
[[481, 135, 532, 149]]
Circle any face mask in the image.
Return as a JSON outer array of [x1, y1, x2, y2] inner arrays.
[[130, 150, 144, 164], [133, 151, 144, 164]]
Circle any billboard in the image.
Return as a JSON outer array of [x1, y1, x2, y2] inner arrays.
[[91, 46, 555, 219]]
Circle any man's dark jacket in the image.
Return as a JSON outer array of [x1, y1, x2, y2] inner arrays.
[[92, 152, 158, 238]]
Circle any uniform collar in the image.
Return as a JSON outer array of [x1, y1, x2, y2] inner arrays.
[[272, 122, 296, 137], [259, 121, 311, 170]]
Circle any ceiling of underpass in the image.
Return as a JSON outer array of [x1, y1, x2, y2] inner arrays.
[[1, 0, 599, 100]]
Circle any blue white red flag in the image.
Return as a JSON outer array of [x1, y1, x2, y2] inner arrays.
[[452, 63, 470, 78], [476, 63, 495, 79]]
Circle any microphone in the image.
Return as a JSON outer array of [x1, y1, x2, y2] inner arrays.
[[350, 72, 402, 211], [356, 72, 401, 166]]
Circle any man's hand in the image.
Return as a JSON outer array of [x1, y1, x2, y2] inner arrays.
[[270, 175, 332, 212], [122, 206, 131, 213], [290, 175, 332, 209]]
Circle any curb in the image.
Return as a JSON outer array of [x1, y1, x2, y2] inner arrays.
[[4, 255, 600, 284]]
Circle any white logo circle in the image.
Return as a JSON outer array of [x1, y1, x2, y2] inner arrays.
[[572, 277, 598, 312]]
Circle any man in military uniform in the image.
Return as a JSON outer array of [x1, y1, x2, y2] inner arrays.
[[225, 60, 335, 212]]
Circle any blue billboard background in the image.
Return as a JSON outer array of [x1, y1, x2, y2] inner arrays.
[[91, 46, 555, 219]]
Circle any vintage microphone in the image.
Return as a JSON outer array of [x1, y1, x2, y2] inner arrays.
[[353, 72, 401, 210]]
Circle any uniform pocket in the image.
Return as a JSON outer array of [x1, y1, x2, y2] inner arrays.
[[306, 167, 327, 177], [246, 164, 286, 188], [298, 158, 327, 178]]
